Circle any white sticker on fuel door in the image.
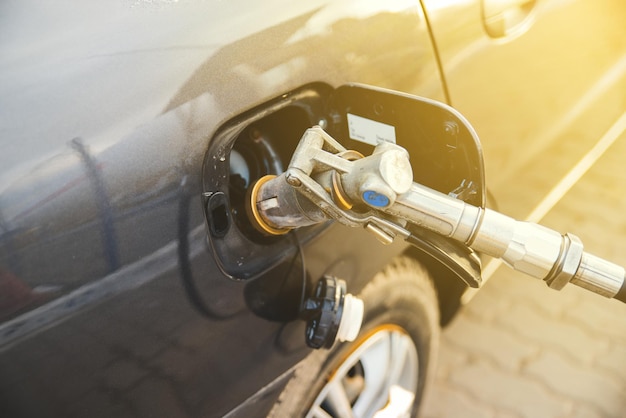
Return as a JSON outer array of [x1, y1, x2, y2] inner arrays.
[[347, 113, 396, 146]]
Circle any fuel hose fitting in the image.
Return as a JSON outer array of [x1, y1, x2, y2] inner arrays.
[[246, 126, 626, 305], [246, 171, 365, 349]]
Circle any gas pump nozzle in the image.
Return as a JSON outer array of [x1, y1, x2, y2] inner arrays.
[[247, 126, 626, 304]]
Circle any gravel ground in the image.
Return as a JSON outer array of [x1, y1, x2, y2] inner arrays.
[[421, 129, 626, 417]]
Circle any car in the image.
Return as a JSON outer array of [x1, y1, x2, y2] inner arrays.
[[1, 1, 625, 417]]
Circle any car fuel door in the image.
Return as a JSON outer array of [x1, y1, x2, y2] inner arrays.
[[204, 83, 485, 288]]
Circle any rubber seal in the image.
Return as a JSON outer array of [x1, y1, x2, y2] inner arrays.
[[245, 175, 290, 236], [331, 171, 353, 210]]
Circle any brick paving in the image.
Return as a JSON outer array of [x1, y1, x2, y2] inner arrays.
[[421, 132, 626, 417]]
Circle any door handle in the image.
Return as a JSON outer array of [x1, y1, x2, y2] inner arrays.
[[482, 0, 536, 38]]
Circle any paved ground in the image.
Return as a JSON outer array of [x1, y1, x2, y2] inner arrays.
[[421, 131, 626, 417]]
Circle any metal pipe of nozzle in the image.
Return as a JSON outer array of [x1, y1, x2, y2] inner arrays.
[[387, 183, 626, 302], [245, 126, 626, 303]]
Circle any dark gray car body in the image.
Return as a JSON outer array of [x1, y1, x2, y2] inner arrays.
[[1, 0, 625, 417]]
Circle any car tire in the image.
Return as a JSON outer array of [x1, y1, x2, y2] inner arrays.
[[268, 256, 440, 418]]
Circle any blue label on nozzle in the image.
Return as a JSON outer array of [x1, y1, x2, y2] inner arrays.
[[363, 190, 390, 207]]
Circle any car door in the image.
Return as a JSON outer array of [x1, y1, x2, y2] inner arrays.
[[421, 0, 626, 219], [0, 1, 446, 417]]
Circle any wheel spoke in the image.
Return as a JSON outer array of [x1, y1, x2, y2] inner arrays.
[[307, 328, 420, 418], [372, 385, 415, 418], [387, 332, 406, 385], [324, 379, 355, 418], [354, 334, 392, 416], [388, 332, 416, 389], [308, 404, 334, 418]]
